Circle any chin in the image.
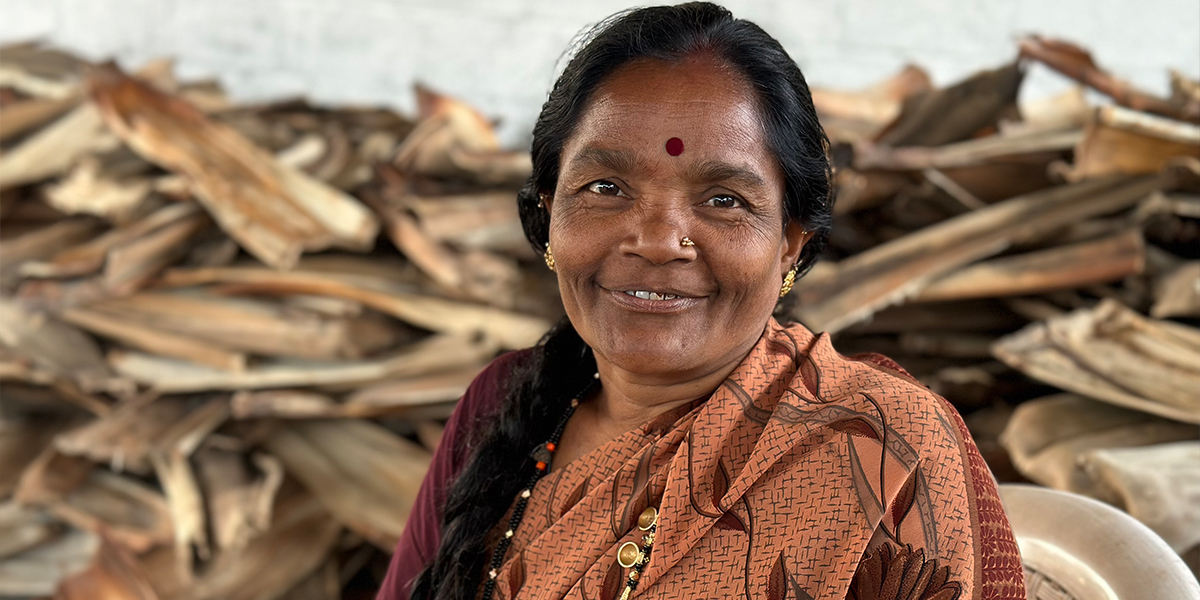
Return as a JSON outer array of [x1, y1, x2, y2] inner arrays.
[[586, 323, 705, 376]]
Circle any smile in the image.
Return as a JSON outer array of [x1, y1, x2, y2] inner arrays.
[[624, 290, 679, 301], [604, 287, 701, 314]]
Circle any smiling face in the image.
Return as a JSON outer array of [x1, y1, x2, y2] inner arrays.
[[546, 53, 810, 383]]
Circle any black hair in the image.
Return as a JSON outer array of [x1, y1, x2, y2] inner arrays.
[[409, 4, 832, 598]]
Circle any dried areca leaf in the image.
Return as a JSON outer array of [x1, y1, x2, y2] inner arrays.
[[277, 559, 339, 600], [61, 305, 247, 371], [1019, 36, 1200, 123], [36, 469, 174, 553], [0, 416, 71, 499], [103, 209, 213, 296], [1065, 106, 1200, 181], [89, 65, 379, 270], [43, 157, 153, 220], [854, 126, 1082, 171], [0, 102, 118, 190], [1151, 261, 1200, 318], [193, 448, 283, 552], [265, 419, 430, 550], [157, 397, 231, 457], [993, 299, 1200, 423], [151, 449, 209, 582], [0, 42, 91, 94], [230, 390, 339, 419], [0, 300, 113, 392], [394, 85, 530, 186], [19, 202, 200, 279], [0, 501, 63, 559], [0, 94, 80, 141], [54, 536, 161, 600], [184, 490, 341, 600], [999, 394, 1198, 496], [53, 397, 191, 475], [160, 266, 553, 348], [0, 217, 103, 276], [876, 61, 1024, 147], [813, 65, 932, 142], [110, 332, 494, 393], [0, 526, 97, 597], [794, 175, 1163, 333], [231, 364, 482, 419], [343, 364, 484, 414], [1079, 442, 1200, 553], [916, 229, 1144, 302], [407, 191, 529, 255], [1010, 86, 1091, 134], [12, 446, 93, 507], [832, 169, 913, 215], [84, 290, 398, 361], [369, 191, 463, 290]]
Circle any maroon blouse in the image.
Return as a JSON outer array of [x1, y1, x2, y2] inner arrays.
[[375, 350, 530, 600]]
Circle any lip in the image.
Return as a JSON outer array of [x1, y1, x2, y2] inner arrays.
[[603, 287, 704, 313]]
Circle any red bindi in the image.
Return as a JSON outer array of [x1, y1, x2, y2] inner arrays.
[[665, 137, 684, 156]]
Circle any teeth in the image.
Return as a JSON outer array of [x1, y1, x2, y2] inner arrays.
[[625, 291, 678, 301]]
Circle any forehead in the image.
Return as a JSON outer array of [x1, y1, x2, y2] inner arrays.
[[565, 55, 771, 161]]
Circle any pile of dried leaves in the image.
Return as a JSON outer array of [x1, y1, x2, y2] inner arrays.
[[0, 35, 1197, 598]]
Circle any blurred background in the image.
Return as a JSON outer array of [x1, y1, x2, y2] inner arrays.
[[4, 0, 1198, 145], [1, 1, 1198, 599]]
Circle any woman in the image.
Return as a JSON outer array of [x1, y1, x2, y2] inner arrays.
[[378, 4, 1025, 599]]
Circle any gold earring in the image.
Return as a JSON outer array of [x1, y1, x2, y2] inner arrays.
[[544, 244, 556, 272], [779, 266, 798, 298]]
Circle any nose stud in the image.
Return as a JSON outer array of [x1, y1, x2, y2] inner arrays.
[[680, 237, 695, 247]]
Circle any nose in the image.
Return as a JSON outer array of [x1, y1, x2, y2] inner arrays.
[[617, 201, 697, 265]]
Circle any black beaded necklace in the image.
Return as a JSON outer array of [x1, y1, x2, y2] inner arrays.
[[479, 375, 661, 600], [480, 376, 595, 600]]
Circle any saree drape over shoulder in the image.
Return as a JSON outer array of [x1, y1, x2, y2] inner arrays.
[[378, 319, 1026, 600]]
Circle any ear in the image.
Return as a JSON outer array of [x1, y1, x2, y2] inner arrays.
[[540, 191, 554, 214], [780, 220, 814, 272]]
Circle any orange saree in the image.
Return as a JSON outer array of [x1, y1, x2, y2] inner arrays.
[[383, 319, 1026, 599]]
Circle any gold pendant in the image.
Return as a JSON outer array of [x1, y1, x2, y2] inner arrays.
[[617, 541, 643, 568], [637, 507, 658, 531]]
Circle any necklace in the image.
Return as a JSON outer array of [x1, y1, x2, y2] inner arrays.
[[480, 376, 659, 600], [480, 377, 592, 600]]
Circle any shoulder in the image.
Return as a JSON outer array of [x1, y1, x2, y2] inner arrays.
[[447, 347, 538, 451], [461, 347, 538, 412], [780, 321, 966, 451]]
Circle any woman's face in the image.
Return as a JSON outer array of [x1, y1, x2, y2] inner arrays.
[[547, 54, 809, 382]]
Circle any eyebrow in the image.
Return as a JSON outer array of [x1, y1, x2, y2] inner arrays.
[[688, 160, 767, 189], [567, 147, 768, 189], [568, 147, 641, 175]]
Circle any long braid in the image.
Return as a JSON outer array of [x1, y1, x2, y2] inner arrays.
[[409, 318, 595, 599]]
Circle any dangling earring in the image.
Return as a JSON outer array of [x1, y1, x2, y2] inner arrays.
[[544, 244, 556, 272], [779, 265, 798, 298]]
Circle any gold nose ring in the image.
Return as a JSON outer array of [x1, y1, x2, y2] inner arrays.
[[680, 237, 695, 247]]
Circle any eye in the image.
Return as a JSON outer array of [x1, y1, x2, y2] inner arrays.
[[704, 194, 743, 209], [586, 180, 624, 196]]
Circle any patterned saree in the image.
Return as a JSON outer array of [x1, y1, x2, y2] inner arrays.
[[378, 319, 1026, 600]]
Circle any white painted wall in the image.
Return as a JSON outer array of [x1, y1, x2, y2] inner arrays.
[[3, 0, 1198, 146]]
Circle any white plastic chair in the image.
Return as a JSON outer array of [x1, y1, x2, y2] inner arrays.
[[999, 484, 1200, 600]]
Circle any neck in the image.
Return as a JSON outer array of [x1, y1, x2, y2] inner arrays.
[[589, 347, 746, 434]]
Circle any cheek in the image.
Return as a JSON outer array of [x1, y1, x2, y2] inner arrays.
[[547, 209, 613, 299], [711, 225, 784, 288]]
